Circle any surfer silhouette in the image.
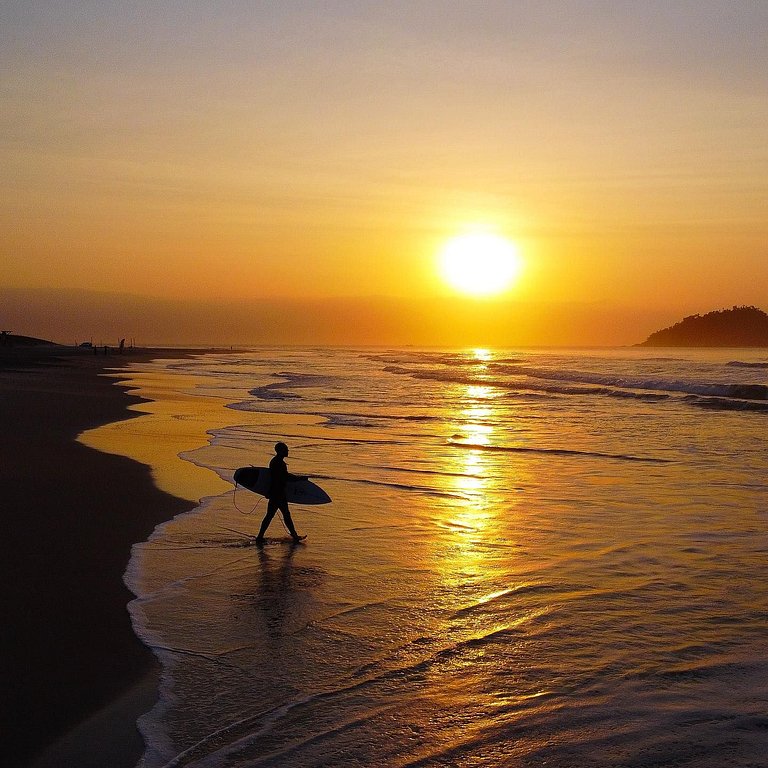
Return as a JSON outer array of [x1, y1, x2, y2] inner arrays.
[[254, 442, 307, 544]]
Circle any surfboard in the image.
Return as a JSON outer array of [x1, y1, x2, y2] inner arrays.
[[233, 467, 331, 505]]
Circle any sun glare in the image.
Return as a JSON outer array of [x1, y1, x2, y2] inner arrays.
[[439, 233, 522, 296]]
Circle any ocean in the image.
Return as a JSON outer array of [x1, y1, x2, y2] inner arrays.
[[83, 347, 768, 767]]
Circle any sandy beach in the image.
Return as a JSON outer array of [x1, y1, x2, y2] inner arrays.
[[0, 346, 199, 767]]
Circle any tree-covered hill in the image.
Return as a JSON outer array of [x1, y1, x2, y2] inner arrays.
[[639, 306, 768, 347]]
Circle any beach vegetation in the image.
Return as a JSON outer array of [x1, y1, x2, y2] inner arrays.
[[639, 306, 768, 347]]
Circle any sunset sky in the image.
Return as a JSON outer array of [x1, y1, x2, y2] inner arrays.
[[2, 1, 766, 346]]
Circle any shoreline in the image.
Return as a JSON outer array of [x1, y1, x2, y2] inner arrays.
[[0, 346, 210, 767]]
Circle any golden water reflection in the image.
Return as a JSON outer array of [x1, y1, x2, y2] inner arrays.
[[434, 377, 530, 605], [453, 384, 496, 499], [442, 383, 498, 541]]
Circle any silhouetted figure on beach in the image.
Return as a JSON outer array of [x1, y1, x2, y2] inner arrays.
[[255, 442, 306, 544]]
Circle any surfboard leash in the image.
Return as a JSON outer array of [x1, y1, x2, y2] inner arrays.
[[276, 510, 291, 536], [232, 483, 263, 515], [232, 478, 290, 536]]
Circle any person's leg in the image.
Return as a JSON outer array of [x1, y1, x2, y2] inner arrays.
[[255, 500, 278, 541], [279, 502, 303, 541]]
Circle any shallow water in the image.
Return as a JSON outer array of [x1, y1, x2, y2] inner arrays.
[[86, 347, 768, 767]]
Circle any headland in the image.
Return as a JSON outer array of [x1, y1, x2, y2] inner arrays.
[[638, 306, 768, 347]]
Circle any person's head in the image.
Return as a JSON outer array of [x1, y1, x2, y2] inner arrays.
[[274, 441, 289, 457]]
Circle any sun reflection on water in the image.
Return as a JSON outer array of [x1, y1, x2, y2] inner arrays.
[[433, 374, 533, 611], [441, 383, 500, 544], [454, 384, 496, 496]]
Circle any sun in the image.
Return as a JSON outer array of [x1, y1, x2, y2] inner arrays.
[[438, 233, 523, 296]]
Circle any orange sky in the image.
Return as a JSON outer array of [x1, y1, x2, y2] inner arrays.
[[2, 2, 766, 346]]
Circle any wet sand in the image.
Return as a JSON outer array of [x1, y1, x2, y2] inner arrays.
[[0, 346, 206, 767]]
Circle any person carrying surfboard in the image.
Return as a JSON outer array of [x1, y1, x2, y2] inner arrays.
[[254, 442, 307, 544]]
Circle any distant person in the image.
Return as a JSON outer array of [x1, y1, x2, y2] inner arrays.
[[119, 338, 125, 353], [255, 442, 307, 544]]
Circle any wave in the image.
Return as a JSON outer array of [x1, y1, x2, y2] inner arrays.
[[452, 583, 560, 616], [493, 364, 768, 401], [339, 476, 466, 499], [448, 440, 671, 463], [385, 365, 671, 402], [322, 412, 439, 425], [383, 364, 482, 383], [515, 384, 670, 402], [368, 351, 526, 367], [685, 396, 768, 413], [248, 384, 301, 401], [248, 371, 339, 401], [151, 610, 545, 768], [227, 401, 441, 428], [372, 465, 482, 480], [727, 360, 768, 369], [640, 357, 687, 362], [387, 361, 768, 419]]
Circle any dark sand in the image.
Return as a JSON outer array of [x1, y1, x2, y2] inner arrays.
[[0, 346, 203, 767]]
